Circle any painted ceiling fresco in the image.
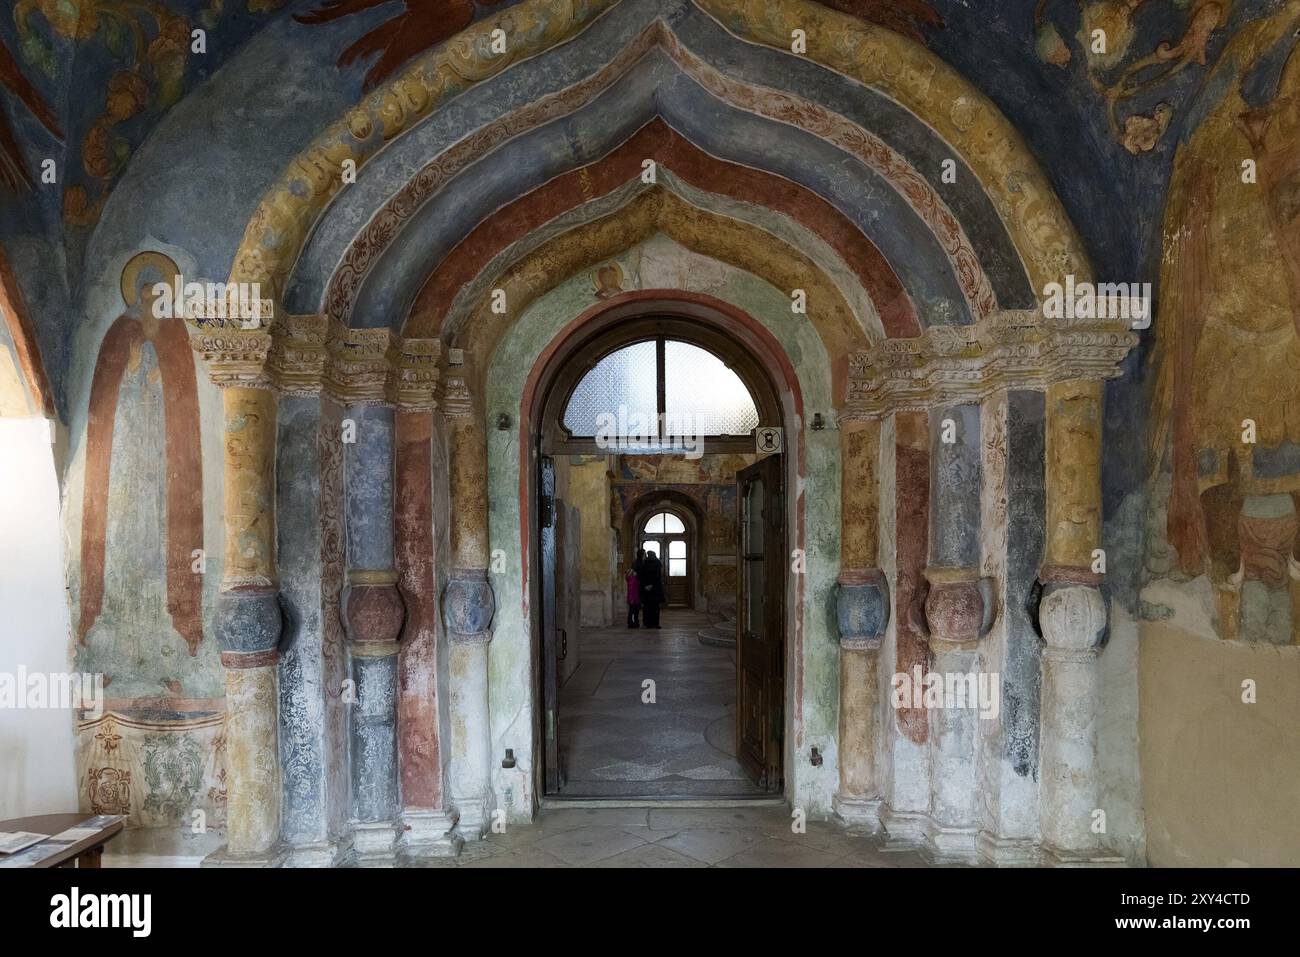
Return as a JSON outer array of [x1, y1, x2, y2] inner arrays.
[[0, 0, 1295, 416], [0, 1, 1284, 250]]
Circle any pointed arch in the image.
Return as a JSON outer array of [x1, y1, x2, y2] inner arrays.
[[406, 118, 919, 340], [231, 0, 1088, 327], [437, 188, 859, 402]]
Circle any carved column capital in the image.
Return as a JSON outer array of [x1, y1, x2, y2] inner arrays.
[[389, 337, 442, 411], [324, 319, 392, 405], [441, 370, 475, 419], [267, 313, 329, 394], [189, 314, 275, 389], [843, 310, 1138, 417]]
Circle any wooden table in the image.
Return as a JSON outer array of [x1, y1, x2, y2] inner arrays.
[[0, 813, 123, 868]]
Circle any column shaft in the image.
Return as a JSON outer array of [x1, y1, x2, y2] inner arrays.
[[442, 390, 496, 839], [214, 386, 283, 861], [276, 394, 342, 866], [1039, 380, 1109, 861], [834, 418, 887, 829], [1044, 381, 1103, 570], [923, 404, 986, 856], [342, 403, 404, 859], [395, 409, 458, 852]]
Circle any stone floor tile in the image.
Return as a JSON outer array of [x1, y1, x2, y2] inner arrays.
[[460, 845, 570, 868], [760, 820, 866, 852], [534, 825, 649, 865], [593, 843, 709, 868], [655, 826, 767, 864], [536, 807, 651, 830], [714, 836, 850, 868], [647, 805, 790, 831]]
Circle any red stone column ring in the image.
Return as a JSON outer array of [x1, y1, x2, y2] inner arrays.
[[342, 569, 407, 652], [916, 567, 998, 649]]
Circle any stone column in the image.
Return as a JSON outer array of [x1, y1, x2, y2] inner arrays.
[[833, 417, 889, 830], [922, 403, 992, 859], [276, 392, 344, 867], [341, 402, 405, 862], [975, 390, 1046, 865], [212, 383, 285, 865], [1038, 379, 1114, 863], [265, 312, 344, 867], [395, 408, 459, 855], [442, 373, 495, 840]]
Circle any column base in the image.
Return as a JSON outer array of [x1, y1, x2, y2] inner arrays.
[[453, 799, 489, 842], [201, 843, 288, 868], [878, 807, 980, 864], [282, 840, 343, 868], [976, 831, 1041, 867], [876, 806, 1130, 866], [399, 809, 463, 858], [878, 807, 929, 847], [926, 821, 980, 864], [832, 794, 883, 833], [1040, 844, 1127, 867], [350, 821, 399, 865]]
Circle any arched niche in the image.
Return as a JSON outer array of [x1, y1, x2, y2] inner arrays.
[[624, 491, 706, 610]]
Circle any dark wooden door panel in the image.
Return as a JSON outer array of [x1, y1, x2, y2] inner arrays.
[[539, 455, 561, 793], [735, 454, 784, 792]]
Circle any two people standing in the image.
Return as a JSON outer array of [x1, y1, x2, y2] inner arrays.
[[625, 547, 664, 629]]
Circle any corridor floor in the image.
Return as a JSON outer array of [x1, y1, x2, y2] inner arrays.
[[555, 610, 763, 798], [414, 804, 933, 867], [99, 804, 937, 868]]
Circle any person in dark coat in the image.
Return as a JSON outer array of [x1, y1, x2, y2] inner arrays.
[[639, 550, 664, 628]]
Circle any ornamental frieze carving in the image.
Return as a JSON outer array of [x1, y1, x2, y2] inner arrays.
[[189, 312, 441, 409], [842, 309, 1137, 417], [188, 313, 275, 388], [440, 371, 474, 418]]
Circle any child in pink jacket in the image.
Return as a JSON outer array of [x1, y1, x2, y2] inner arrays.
[[626, 550, 643, 628]]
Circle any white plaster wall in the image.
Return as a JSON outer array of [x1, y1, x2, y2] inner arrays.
[[0, 418, 78, 818], [1098, 605, 1145, 864]]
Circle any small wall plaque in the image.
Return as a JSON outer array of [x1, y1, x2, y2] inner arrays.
[[755, 426, 784, 454]]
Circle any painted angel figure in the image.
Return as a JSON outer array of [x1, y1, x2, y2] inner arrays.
[[1150, 10, 1300, 643]]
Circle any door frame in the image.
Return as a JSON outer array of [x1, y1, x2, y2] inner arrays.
[[625, 494, 702, 610], [519, 292, 806, 804]]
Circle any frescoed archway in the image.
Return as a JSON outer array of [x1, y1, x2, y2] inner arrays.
[[175, 0, 1137, 866]]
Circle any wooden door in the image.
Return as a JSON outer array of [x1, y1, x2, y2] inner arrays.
[[735, 455, 785, 791], [663, 535, 690, 606], [639, 531, 693, 608], [556, 503, 580, 686], [538, 455, 562, 792]]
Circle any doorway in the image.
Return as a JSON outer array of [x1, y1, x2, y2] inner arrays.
[[640, 508, 691, 608], [529, 307, 790, 800]]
